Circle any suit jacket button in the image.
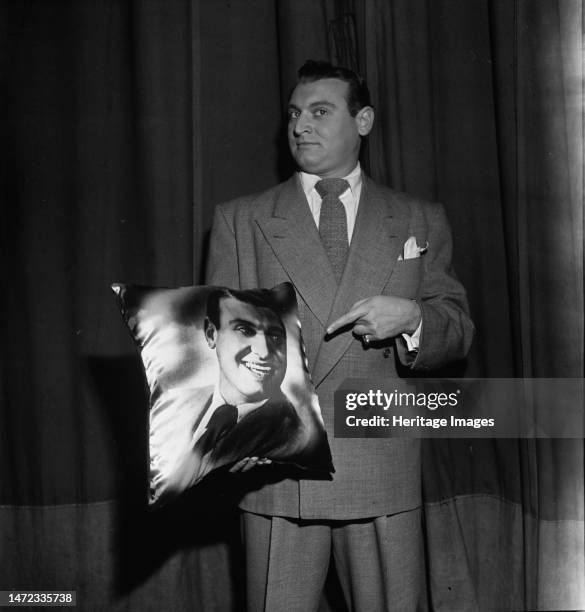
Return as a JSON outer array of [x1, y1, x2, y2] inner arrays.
[[383, 348, 391, 358]]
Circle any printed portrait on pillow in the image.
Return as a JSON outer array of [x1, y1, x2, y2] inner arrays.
[[112, 282, 333, 506]]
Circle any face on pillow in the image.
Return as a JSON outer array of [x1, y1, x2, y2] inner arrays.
[[205, 295, 287, 405]]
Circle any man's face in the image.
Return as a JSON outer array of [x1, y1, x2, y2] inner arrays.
[[205, 296, 287, 405], [287, 78, 372, 178]]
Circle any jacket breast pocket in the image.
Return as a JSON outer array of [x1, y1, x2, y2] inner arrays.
[[383, 257, 423, 299]]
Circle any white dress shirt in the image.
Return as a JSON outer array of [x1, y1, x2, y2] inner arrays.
[[299, 163, 362, 243]]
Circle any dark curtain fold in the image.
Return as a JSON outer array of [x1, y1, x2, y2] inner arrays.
[[1, 1, 239, 609], [353, 1, 584, 609], [2, 0, 197, 505], [1, 0, 583, 610]]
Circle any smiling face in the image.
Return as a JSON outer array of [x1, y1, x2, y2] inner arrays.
[[287, 78, 374, 178], [205, 296, 287, 405]]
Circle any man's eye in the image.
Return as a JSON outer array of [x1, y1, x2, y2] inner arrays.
[[314, 108, 328, 117], [288, 109, 300, 119], [269, 334, 285, 345], [236, 325, 254, 337]]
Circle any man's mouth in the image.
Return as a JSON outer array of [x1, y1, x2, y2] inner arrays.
[[241, 360, 273, 380]]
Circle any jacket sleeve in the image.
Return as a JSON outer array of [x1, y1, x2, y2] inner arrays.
[[395, 203, 474, 371]]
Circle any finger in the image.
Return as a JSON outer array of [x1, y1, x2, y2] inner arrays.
[[353, 323, 374, 338], [229, 457, 250, 473], [241, 457, 260, 472], [327, 304, 370, 335]]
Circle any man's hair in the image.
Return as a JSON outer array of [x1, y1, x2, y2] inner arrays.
[[297, 60, 371, 116], [205, 287, 287, 330]]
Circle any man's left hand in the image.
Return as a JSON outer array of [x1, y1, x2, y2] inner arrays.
[[326, 296, 421, 341], [229, 457, 272, 473]]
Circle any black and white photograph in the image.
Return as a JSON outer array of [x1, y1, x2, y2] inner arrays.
[[1, 1, 583, 610], [112, 282, 333, 506]]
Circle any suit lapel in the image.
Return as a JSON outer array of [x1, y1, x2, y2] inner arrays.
[[256, 174, 412, 388], [312, 176, 411, 387], [256, 176, 338, 328]]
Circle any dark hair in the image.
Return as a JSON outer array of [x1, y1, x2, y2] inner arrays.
[[297, 60, 371, 116], [205, 287, 288, 330]]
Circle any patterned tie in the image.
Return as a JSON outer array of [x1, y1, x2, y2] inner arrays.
[[316, 178, 350, 283], [195, 403, 238, 457]]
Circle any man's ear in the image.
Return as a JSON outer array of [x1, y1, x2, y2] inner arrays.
[[204, 318, 217, 349], [355, 106, 374, 136]]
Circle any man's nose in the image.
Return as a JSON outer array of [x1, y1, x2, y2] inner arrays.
[[293, 111, 312, 136], [250, 333, 269, 358]]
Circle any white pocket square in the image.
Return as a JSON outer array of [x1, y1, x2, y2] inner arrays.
[[398, 236, 428, 261]]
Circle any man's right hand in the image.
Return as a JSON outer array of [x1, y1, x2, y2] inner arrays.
[[327, 295, 422, 340]]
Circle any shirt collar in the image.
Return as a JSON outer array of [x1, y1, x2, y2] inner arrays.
[[299, 162, 362, 200], [210, 386, 267, 418]]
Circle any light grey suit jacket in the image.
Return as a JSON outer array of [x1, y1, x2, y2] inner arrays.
[[206, 173, 474, 520]]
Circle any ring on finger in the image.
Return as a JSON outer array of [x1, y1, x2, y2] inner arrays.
[[362, 334, 372, 346]]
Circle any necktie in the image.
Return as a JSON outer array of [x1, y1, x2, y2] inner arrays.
[[316, 178, 350, 283], [195, 403, 238, 457]]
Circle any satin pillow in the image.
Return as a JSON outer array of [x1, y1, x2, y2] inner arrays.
[[112, 281, 333, 506]]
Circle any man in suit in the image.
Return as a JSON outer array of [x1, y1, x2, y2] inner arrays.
[[206, 60, 474, 611]]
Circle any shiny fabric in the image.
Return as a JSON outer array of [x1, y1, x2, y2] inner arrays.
[[112, 282, 333, 506]]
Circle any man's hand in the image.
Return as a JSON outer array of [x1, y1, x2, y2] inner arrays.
[[229, 457, 272, 473], [326, 296, 421, 341]]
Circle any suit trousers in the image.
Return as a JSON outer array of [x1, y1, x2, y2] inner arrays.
[[241, 508, 428, 612]]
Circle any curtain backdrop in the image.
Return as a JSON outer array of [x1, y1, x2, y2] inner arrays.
[[356, 1, 584, 610], [1, 1, 583, 610]]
